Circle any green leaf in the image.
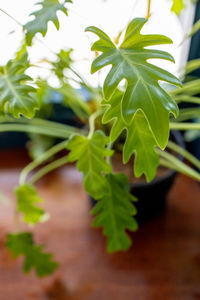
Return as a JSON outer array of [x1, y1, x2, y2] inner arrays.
[[171, 0, 184, 15], [52, 49, 73, 80], [91, 173, 138, 253], [14, 43, 29, 72], [86, 18, 181, 149], [184, 59, 200, 75], [102, 90, 159, 182], [6, 232, 58, 277], [0, 58, 38, 119], [24, 0, 71, 45], [16, 184, 48, 225], [67, 131, 113, 199], [187, 19, 200, 38]]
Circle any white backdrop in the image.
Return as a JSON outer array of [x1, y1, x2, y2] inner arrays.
[[0, 0, 195, 86]]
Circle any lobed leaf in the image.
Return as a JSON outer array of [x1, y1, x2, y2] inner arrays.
[[24, 0, 72, 45], [0, 57, 38, 119], [86, 18, 182, 149], [67, 130, 113, 199], [16, 184, 48, 225], [91, 173, 138, 253], [6, 232, 58, 277], [102, 90, 160, 182]]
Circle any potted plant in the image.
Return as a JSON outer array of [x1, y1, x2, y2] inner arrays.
[[0, 0, 200, 277]]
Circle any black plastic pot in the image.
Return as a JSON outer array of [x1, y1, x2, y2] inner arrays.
[[91, 130, 185, 223]]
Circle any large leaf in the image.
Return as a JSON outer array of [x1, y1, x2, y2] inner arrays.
[[0, 58, 38, 119], [91, 173, 138, 253], [6, 232, 58, 277], [102, 90, 160, 182], [16, 184, 48, 225], [67, 131, 113, 199], [86, 18, 182, 149], [24, 0, 71, 45]]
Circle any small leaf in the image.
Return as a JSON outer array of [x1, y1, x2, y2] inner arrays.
[[91, 173, 138, 253], [171, 0, 184, 15], [6, 232, 58, 277], [86, 18, 181, 149], [24, 0, 72, 45], [16, 184, 48, 225], [52, 48, 73, 80], [0, 57, 38, 119], [67, 131, 113, 198], [102, 90, 160, 182]]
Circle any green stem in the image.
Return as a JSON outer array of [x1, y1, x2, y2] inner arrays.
[[170, 122, 200, 130], [170, 79, 200, 96], [159, 158, 177, 170], [19, 140, 69, 185], [0, 124, 73, 139], [175, 95, 200, 105], [157, 149, 200, 181], [29, 155, 69, 184], [167, 140, 200, 170], [88, 111, 102, 139], [69, 66, 90, 88], [0, 115, 87, 135], [177, 108, 200, 121], [0, 8, 22, 26]]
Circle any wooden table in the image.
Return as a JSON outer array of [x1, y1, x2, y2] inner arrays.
[[0, 149, 200, 300]]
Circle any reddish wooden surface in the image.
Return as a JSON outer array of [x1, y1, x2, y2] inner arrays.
[[0, 148, 200, 300]]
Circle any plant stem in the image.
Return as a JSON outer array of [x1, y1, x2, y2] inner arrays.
[[0, 8, 22, 26], [159, 158, 177, 170], [0, 123, 73, 139], [19, 140, 69, 185], [177, 108, 200, 122], [157, 149, 200, 181], [29, 155, 69, 184], [170, 122, 200, 130], [88, 110, 102, 138], [146, 0, 152, 19], [167, 140, 200, 170], [175, 95, 200, 105], [0, 115, 87, 135], [69, 66, 90, 88]]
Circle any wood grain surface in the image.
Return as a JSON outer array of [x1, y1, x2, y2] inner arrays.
[[0, 148, 200, 300]]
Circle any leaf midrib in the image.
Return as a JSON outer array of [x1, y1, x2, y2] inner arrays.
[[2, 69, 28, 113]]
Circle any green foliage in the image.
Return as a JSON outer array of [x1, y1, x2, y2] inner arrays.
[[171, 0, 184, 15], [52, 49, 73, 80], [27, 133, 55, 160], [91, 173, 138, 253], [0, 56, 38, 119], [187, 19, 200, 38], [86, 18, 181, 149], [102, 90, 160, 182], [24, 0, 72, 45], [171, 0, 198, 15], [6, 232, 58, 277], [57, 84, 91, 120], [67, 131, 113, 199], [16, 184, 48, 225]]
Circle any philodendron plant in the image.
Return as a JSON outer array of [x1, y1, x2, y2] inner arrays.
[[1, 0, 200, 277]]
